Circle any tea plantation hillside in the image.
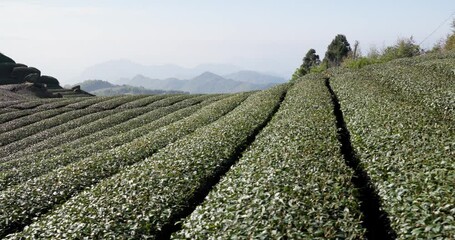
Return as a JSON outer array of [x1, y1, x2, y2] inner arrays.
[[0, 53, 453, 239]]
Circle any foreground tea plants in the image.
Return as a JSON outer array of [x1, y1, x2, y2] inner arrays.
[[0, 95, 191, 162], [331, 68, 454, 239], [0, 108, 70, 134], [0, 95, 223, 189], [175, 76, 364, 239], [0, 92, 248, 237], [360, 57, 454, 120], [9, 85, 287, 239], [0, 95, 198, 168], [0, 108, 119, 159]]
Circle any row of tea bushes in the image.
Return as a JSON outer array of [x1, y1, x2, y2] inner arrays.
[[0, 93, 248, 237], [0, 95, 223, 189], [0, 95, 201, 168], [8, 85, 287, 239], [86, 95, 146, 110], [331, 69, 454, 239], [174, 76, 364, 239], [0, 95, 193, 162], [0, 108, 70, 134], [0, 109, 119, 160]]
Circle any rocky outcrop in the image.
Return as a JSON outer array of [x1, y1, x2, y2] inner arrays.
[[0, 52, 67, 99], [36, 75, 61, 88], [10, 66, 41, 83]]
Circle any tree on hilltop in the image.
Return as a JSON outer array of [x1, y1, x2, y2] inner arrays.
[[301, 49, 320, 74], [382, 36, 421, 60], [323, 34, 351, 68], [290, 49, 321, 81]]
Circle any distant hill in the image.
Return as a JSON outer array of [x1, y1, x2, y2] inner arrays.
[[223, 70, 286, 85], [79, 60, 244, 82], [75, 79, 187, 96], [124, 72, 276, 94], [91, 86, 187, 96], [77, 80, 116, 92]]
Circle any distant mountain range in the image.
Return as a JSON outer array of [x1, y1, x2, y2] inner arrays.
[[121, 72, 281, 94], [79, 60, 248, 81], [223, 70, 286, 85], [76, 60, 287, 94], [76, 70, 284, 95], [74, 80, 187, 96], [79, 60, 286, 82]]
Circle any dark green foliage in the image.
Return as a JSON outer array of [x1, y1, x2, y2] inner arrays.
[[0, 53, 64, 98], [0, 63, 27, 84], [301, 49, 321, 73], [444, 34, 455, 51], [0, 63, 18, 77], [324, 34, 352, 67], [342, 57, 382, 69], [35, 76, 60, 86], [290, 49, 322, 81], [382, 37, 421, 61], [0, 53, 15, 64], [331, 57, 454, 239], [290, 67, 306, 81], [442, 19, 455, 51], [10, 67, 41, 83], [175, 76, 364, 239]]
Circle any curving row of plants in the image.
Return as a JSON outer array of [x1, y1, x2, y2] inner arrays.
[[0, 108, 70, 134], [174, 76, 364, 239], [117, 95, 178, 109], [0, 95, 142, 136], [0, 100, 23, 108], [0, 94, 167, 153], [86, 95, 147, 110], [64, 96, 117, 109], [331, 69, 454, 239], [2, 97, 117, 123], [0, 95, 207, 169], [350, 57, 454, 120], [33, 97, 90, 110], [0, 95, 223, 189], [0, 108, 16, 115], [8, 99, 55, 110], [0, 109, 41, 125], [11, 97, 89, 111], [0, 109, 119, 160], [0, 97, 116, 126], [7, 84, 288, 239], [0, 95, 192, 162], [0, 92, 249, 237]]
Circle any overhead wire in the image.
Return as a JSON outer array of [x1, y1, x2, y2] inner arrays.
[[418, 11, 455, 46]]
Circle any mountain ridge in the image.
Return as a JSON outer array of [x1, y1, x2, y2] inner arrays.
[[124, 72, 277, 94], [78, 60, 286, 84]]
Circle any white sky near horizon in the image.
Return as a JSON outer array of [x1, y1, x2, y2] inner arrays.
[[1, 0, 454, 84]]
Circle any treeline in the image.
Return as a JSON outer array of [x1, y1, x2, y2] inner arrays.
[[291, 19, 455, 80]]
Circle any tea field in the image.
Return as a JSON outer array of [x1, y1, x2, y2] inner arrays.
[[0, 53, 453, 239]]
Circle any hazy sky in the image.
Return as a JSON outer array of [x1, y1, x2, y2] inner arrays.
[[1, 0, 454, 84]]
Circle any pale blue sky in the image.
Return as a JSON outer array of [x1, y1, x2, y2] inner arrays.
[[1, 0, 454, 83]]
